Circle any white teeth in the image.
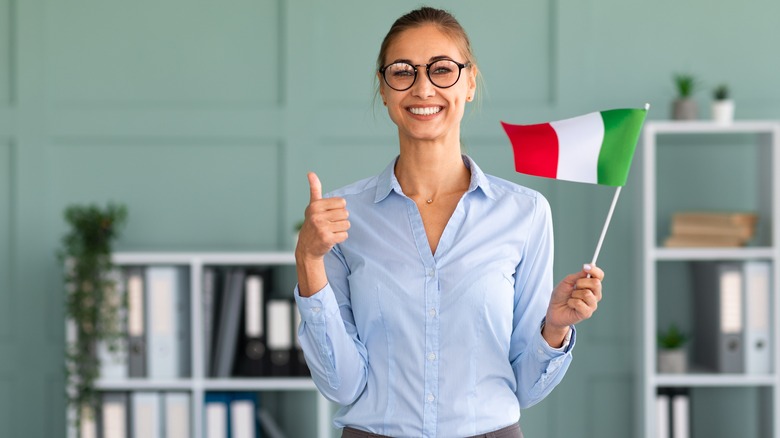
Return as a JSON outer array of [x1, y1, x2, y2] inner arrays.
[[409, 107, 442, 116]]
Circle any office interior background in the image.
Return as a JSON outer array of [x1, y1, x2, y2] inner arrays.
[[1, 0, 779, 437]]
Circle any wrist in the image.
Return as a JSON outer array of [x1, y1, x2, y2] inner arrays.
[[541, 319, 570, 349]]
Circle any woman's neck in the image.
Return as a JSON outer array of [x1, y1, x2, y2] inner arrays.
[[394, 139, 471, 201]]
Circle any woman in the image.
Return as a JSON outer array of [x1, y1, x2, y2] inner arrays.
[[294, 7, 603, 438]]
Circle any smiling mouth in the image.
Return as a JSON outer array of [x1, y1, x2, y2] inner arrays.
[[407, 106, 442, 116]]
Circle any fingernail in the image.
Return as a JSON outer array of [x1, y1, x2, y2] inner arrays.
[[583, 264, 592, 271]]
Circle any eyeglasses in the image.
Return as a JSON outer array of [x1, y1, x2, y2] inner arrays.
[[379, 59, 471, 92]]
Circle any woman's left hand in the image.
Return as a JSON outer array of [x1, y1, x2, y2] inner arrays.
[[545, 264, 604, 330]]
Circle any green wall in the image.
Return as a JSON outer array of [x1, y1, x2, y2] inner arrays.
[[1, 1, 779, 437]]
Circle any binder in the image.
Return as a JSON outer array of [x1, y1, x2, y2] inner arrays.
[[202, 267, 218, 377], [163, 392, 191, 438], [130, 392, 161, 438], [100, 392, 128, 438], [743, 260, 772, 374], [671, 392, 690, 438], [146, 266, 190, 379], [230, 392, 260, 438], [204, 393, 231, 438], [293, 302, 309, 377], [692, 262, 744, 373], [267, 299, 293, 376], [655, 392, 670, 438], [98, 268, 128, 380], [79, 404, 97, 438], [233, 272, 268, 377], [213, 269, 247, 377], [126, 267, 147, 378]]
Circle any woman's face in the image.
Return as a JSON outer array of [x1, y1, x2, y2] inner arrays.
[[379, 24, 477, 145]]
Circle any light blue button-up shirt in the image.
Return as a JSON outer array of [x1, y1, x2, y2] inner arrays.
[[295, 155, 575, 437]]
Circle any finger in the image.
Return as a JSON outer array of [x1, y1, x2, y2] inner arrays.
[[575, 278, 602, 298], [568, 298, 596, 319], [583, 264, 605, 281], [572, 289, 599, 307], [308, 172, 323, 203]]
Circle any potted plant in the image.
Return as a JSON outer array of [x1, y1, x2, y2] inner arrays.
[[671, 73, 698, 120], [657, 323, 689, 373], [712, 83, 735, 123], [59, 203, 128, 429]]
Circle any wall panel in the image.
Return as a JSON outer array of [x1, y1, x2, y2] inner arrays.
[[45, 0, 282, 107], [45, 141, 282, 250], [0, 0, 11, 105], [0, 141, 11, 340]]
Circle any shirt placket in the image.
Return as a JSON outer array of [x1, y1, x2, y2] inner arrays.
[[422, 263, 440, 437]]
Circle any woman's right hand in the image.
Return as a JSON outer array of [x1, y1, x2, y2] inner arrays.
[[296, 172, 350, 262], [295, 172, 350, 297]]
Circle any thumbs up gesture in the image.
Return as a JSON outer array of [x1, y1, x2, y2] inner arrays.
[[296, 172, 351, 261]]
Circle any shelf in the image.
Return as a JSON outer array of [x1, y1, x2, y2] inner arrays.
[[654, 373, 776, 387], [94, 379, 195, 391], [202, 378, 317, 391], [645, 120, 780, 134], [651, 247, 775, 261], [112, 251, 296, 265]]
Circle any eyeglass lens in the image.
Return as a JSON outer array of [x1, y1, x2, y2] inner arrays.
[[383, 60, 463, 91]]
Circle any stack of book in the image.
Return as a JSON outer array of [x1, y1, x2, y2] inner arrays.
[[663, 211, 758, 248]]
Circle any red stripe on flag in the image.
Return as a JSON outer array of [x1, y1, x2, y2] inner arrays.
[[500, 121, 559, 179]]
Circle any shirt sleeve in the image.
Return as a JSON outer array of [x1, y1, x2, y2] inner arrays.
[[293, 244, 369, 406], [508, 194, 576, 409]]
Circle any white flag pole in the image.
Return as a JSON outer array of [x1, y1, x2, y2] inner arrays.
[[589, 185, 622, 272]]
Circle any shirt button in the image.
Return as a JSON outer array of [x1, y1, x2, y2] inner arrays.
[[429, 308, 436, 317], [427, 269, 435, 277], [427, 352, 436, 361], [427, 394, 435, 402], [312, 307, 321, 313]]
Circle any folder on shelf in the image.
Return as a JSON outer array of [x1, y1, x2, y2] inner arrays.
[[126, 267, 147, 378], [671, 392, 690, 438], [163, 392, 191, 438], [267, 298, 293, 376], [202, 267, 219, 377], [692, 262, 744, 373], [131, 392, 161, 438], [146, 266, 191, 379], [204, 393, 231, 438], [98, 268, 128, 381], [100, 392, 128, 438], [213, 269, 247, 378], [230, 392, 261, 438], [233, 272, 269, 377], [655, 392, 670, 438], [743, 260, 772, 375], [79, 404, 98, 438]]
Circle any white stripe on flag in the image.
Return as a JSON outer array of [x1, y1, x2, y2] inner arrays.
[[550, 112, 604, 184]]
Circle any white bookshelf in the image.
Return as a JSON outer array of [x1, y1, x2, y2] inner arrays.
[[67, 251, 336, 438], [640, 121, 780, 437]]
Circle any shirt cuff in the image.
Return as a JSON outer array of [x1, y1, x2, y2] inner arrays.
[[536, 319, 576, 357], [294, 283, 340, 323]]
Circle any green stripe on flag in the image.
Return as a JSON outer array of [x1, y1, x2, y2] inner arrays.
[[597, 108, 647, 186]]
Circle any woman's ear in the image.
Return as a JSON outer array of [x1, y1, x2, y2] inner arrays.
[[378, 72, 387, 105], [467, 64, 478, 99]]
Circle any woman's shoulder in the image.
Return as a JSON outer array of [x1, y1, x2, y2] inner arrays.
[[325, 174, 379, 199], [483, 172, 549, 206]]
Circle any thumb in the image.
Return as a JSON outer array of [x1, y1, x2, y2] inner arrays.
[[308, 172, 322, 202]]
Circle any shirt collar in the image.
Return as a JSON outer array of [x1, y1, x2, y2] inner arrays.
[[374, 154, 496, 203]]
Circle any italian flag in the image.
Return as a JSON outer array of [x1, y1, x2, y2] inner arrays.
[[501, 108, 647, 186]]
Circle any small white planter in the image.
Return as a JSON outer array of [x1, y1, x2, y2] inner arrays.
[[658, 348, 688, 374], [712, 99, 735, 123]]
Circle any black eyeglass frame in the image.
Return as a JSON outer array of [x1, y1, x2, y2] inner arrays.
[[378, 59, 472, 92]]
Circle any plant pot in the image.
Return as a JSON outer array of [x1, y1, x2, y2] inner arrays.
[[672, 98, 698, 120], [658, 348, 687, 374], [712, 99, 735, 123]]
